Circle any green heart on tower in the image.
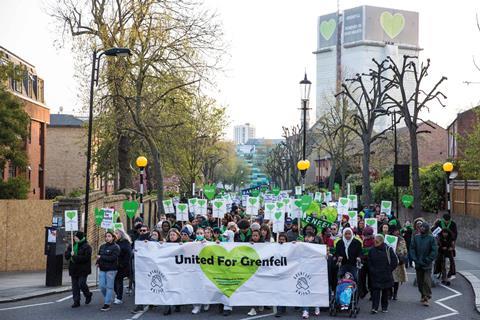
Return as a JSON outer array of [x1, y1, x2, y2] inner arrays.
[[320, 18, 336, 41], [271, 187, 280, 196], [266, 203, 275, 211], [385, 235, 397, 245], [66, 210, 76, 220], [214, 201, 223, 209], [274, 211, 283, 220], [123, 201, 139, 219], [340, 198, 349, 206], [204, 184, 216, 200], [197, 199, 207, 206], [300, 195, 312, 212], [248, 197, 258, 205], [177, 204, 188, 212], [199, 245, 260, 297], [380, 11, 405, 39]]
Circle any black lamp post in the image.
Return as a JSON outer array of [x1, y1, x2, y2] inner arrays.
[[298, 73, 312, 193], [83, 47, 131, 237]]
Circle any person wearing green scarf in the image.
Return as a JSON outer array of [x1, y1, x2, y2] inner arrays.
[[64, 231, 93, 308], [432, 214, 457, 277]]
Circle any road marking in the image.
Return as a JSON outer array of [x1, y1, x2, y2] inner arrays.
[[55, 295, 73, 302], [238, 312, 276, 320], [124, 308, 148, 320], [0, 302, 54, 311], [424, 284, 462, 320]]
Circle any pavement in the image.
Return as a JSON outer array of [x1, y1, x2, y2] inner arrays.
[[455, 246, 480, 312]]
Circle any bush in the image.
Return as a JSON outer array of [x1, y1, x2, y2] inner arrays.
[[420, 162, 446, 213], [372, 175, 395, 203], [46, 187, 63, 200], [0, 177, 29, 199], [68, 189, 84, 198]]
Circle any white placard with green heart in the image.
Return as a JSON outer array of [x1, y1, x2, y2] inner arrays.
[[283, 198, 292, 213], [101, 208, 114, 230], [188, 198, 198, 214], [289, 199, 302, 219], [295, 186, 302, 196], [176, 203, 189, 222], [134, 241, 329, 306], [163, 199, 175, 214], [348, 195, 358, 209], [347, 211, 358, 228], [196, 199, 208, 216], [212, 199, 226, 218], [381, 200, 392, 216], [272, 210, 285, 233], [246, 196, 260, 216], [385, 234, 398, 251], [337, 197, 349, 217], [325, 192, 332, 203], [314, 192, 323, 203], [364, 218, 378, 235], [64, 210, 78, 232], [264, 202, 276, 220]]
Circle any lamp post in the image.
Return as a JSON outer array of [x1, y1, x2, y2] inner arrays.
[[83, 47, 131, 236], [298, 73, 311, 194], [136, 156, 148, 219], [443, 162, 454, 214]]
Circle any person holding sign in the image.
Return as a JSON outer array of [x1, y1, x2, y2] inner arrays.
[[97, 231, 120, 311], [64, 231, 93, 308]]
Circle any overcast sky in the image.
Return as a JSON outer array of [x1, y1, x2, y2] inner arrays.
[[1, 0, 479, 139]]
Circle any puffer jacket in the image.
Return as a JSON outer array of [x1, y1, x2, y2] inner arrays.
[[97, 242, 120, 271]]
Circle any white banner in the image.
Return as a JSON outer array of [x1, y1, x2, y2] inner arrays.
[[135, 242, 329, 307]]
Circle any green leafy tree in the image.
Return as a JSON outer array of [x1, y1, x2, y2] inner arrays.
[[458, 109, 480, 179]]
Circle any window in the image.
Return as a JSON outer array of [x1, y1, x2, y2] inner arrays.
[[32, 75, 37, 99], [38, 79, 44, 103], [23, 72, 29, 97], [8, 163, 16, 178]]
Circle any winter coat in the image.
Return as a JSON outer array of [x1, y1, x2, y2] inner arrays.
[[335, 238, 363, 267], [367, 243, 398, 289], [286, 229, 299, 242], [392, 237, 408, 283], [116, 239, 132, 277], [432, 219, 457, 241], [410, 233, 438, 270], [234, 230, 252, 242], [65, 240, 92, 277], [97, 242, 120, 271]]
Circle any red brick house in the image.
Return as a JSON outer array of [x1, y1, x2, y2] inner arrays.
[[447, 106, 480, 159]]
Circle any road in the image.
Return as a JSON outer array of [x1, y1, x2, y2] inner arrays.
[[0, 272, 477, 320]]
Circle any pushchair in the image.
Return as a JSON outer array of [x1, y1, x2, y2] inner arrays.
[[329, 266, 360, 318]]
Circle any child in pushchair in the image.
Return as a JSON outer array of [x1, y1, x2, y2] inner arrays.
[[329, 269, 360, 317]]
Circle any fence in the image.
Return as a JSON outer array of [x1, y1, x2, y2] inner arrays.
[[451, 180, 480, 218]]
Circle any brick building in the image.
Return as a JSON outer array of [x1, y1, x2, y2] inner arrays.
[[447, 106, 480, 159], [0, 46, 49, 199]]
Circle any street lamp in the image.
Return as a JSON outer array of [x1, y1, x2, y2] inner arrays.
[[443, 162, 454, 214], [83, 47, 131, 236], [136, 156, 148, 218], [299, 73, 312, 194]]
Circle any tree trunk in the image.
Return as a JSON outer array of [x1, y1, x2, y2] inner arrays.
[[117, 134, 132, 190], [362, 141, 372, 206], [146, 137, 165, 217], [409, 128, 421, 218], [328, 159, 337, 192]]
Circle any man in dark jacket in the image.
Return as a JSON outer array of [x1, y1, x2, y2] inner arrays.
[[410, 222, 438, 306], [64, 231, 93, 308], [286, 219, 299, 242], [367, 234, 398, 313], [432, 214, 457, 277], [234, 219, 251, 242]]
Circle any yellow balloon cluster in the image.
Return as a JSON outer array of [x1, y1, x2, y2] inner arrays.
[[297, 159, 311, 171]]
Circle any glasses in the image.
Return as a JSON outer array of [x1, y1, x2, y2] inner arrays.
[[140, 230, 148, 233]]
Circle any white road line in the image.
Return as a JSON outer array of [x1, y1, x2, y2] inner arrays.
[[238, 312, 276, 320], [124, 309, 148, 320], [0, 302, 54, 311], [424, 284, 462, 320], [55, 295, 73, 302]]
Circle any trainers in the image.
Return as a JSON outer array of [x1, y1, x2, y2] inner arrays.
[[203, 305, 210, 311], [71, 302, 80, 308], [423, 299, 430, 307], [85, 293, 92, 305], [132, 305, 145, 314], [100, 304, 111, 311], [302, 310, 309, 319], [114, 298, 123, 305], [371, 309, 378, 314], [314, 307, 320, 315], [382, 309, 388, 313], [192, 306, 201, 314], [248, 308, 257, 316]]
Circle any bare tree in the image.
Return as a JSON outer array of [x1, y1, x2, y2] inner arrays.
[[383, 55, 447, 217]]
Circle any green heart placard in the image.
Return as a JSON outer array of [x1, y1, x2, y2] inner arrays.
[[300, 195, 312, 212], [198, 199, 207, 206], [276, 202, 284, 209], [199, 245, 260, 297], [385, 235, 397, 245], [274, 211, 283, 220], [164, 200, 172, 206], [283, 198, 290, 205], [348, 211, 357, 219], [271, 187, 280, 196], [339, 198, 349, 206], [213, 200, 224, 209], [380, 12, 405, 39], [177, 203, 188, 212], [382, 201, 391, 209], [294, 200, 302, 208], [320, 18, 336, 41], [366, 219, 376, 226], [402, 195, 413, 208], [266, 203, 275, 211], [189, 198, 197, 206], [248, 197, 258, 206], [66, 210, 76, 220], [123, 201, 139, 219], [204, 184, 216, 200], [94, 208, 104, 226], [250, 189, 260, 197]]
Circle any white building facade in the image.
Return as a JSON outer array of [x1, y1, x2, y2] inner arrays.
[[234, 123, 256, 145]]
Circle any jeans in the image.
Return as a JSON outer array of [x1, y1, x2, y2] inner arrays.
[[99, 270, 117, 305], [416, 268, 432, 299], [371, 288, 390, 311], [71, 275, 91, 304]]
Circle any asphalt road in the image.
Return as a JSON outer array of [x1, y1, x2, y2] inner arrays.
[[0, 272, 478, 320]]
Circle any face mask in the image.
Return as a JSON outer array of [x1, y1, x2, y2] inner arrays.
[[196, 235, 205, 241]]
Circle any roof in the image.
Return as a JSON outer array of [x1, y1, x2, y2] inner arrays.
[[49, 114, 86, 127]]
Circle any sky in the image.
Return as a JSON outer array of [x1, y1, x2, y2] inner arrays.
[[1, 0, 480, 140]]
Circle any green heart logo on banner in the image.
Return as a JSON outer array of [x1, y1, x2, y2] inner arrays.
[[274, 211, 283, 220], [204, 184, 216, 200], [177, 204, 188, 212], [320, 18, 336, 41], [380, 12, 405, 39], [276, 202, 284, 209], [348, 211, 356, 219], [66, 211, 76, 220], [401, 195, 414, 208], [94, 208, 104, 226], [301, 195, 312, 212], [199, 245, 260, 297], [189, 199, 197, 206], [266, 203, 275, 211], [248, 197, 258, 205], [366, 219, 376, 226], [123, 201, 139, 219], [340, 198, 349, 206], [198, 199, 207, 206], [385, 235, 397, 245], [214, 201, 223, 209], [250, 189, 260, 197], [271, 187, 280, 196]]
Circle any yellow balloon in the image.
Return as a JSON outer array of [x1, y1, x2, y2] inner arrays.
[[442, 162, 453, 173], [136, 156, 148, 168], [304, 160, 311, 170]]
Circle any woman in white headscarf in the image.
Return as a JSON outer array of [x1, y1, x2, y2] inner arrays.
[[335, 227, 363, 278]]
